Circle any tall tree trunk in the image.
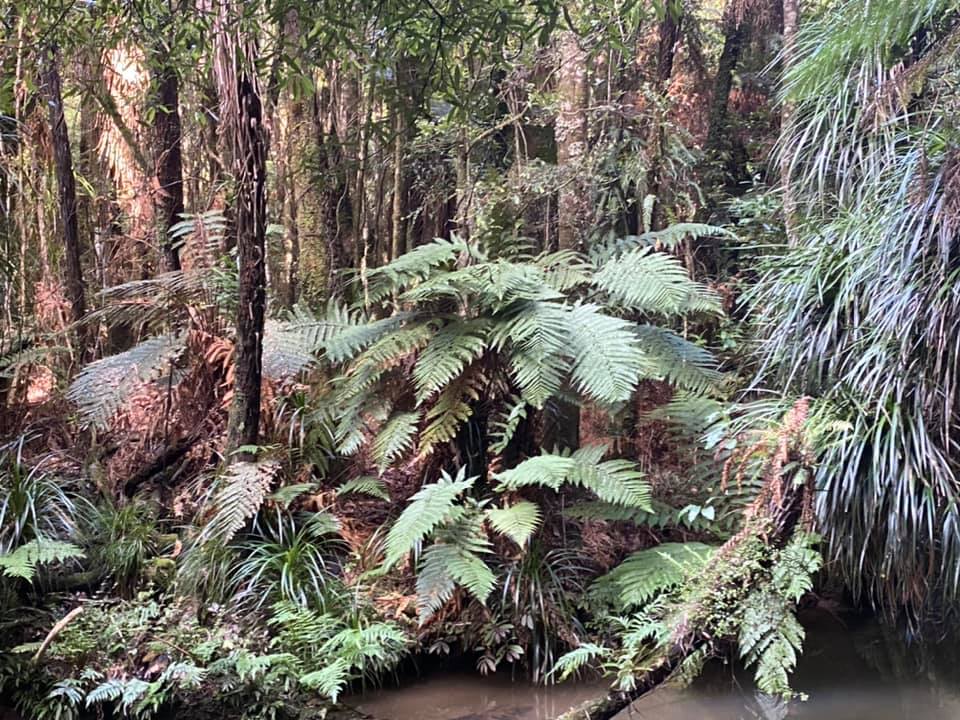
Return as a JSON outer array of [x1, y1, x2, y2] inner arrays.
[[780, 0, 799, 245], [42, 46, 87, 348], [555, 29, 588, 251], [704, 12, 750, 194], [152, 63, 185, 272], [215, 2, 268, 459], [647, 0, 684, 231]]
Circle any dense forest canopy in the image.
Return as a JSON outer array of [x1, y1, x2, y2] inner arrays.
[[1, 0, 960, 718]]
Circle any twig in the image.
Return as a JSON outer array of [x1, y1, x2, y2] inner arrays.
[[32, 606, 83, 663]]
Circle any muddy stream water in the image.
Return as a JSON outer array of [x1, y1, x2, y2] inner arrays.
[[353, 613, 960, 720]]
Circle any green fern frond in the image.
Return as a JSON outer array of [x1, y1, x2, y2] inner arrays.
[[413, 320, 489, 404], [565, 304, 644, 404], [336, 476, 390, 501], [494, 446, 651, 508], [739, 590, 805, 698], [536, 250, 593, 292], [67, 333, 186, 429], [372, 411, 422, 471], [485, 500, 542, 546], [415, 541, 495, 620], [365, 236, 470, 304], [591, 542, 715, 608], [488, 395, 528, 455], [772, 532, 822, 602], [383, 469, 475, 569], [634, 325, 721, 393], [592, 248, 721, 315], [299, 658, 350, 702], [552, 643, 610, 681], [419, 371, 484, 455], [0, 539, 84, 580], [493, 301, 568, 409], [196, 460, 280, 547]]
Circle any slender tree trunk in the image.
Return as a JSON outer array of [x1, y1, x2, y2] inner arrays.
[[555, 29, 588, 251], [647, 0, 684, 231], [215, 2, 268, 459], [781, 0, 799, 245], [42, 46, 87, 347], [705, 13, 749, 193], [152, 64, 185, 272]]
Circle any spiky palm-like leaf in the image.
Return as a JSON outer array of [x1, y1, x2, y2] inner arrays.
[[485, 501, 541, 546], [67, 333, 186, 429], [382, 469, 475, 569], [494, 446, 651, 509]]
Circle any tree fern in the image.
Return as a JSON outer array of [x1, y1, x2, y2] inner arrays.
[[485, 501, 542, 546], [633, 325, 720, 394], [593, 247, 721, 315], [383, 469, 475, 569], [0, 539, 84, 580], [364, 236, 471, 304], [67, 333, 186, 429], [372, 412, 422, 472]]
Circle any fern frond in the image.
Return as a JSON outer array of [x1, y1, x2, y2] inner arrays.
[[565, 304, 644, 404], [494, 446, 651, 508], [493, 301, 569, 408], [383, 469, 475, 569], [415, 544, 458, 620], [196, 461, 280, 547], [634, 325, 721, 393], [413, 320, 489, 404], [336, 476, 390, 501], [372, 412, 422, 471], [67, 333, 186, 429], [419, 371, 484, 455], [592, 248, 721, 315], [299, 658, 350, 702], [592, 542, 715, 608], [0, 539, 84, 580], [365, 237, 470, 304], [488, 395, 528, 455], [536, 250, 593, 292], [485, 501, 542, 546], [739, 590, 805, 698], [551, 643, 610, 681]]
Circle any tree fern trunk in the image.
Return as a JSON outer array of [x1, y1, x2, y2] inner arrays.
[[152, 61, 184, 272], [215, 1, 268, 459]]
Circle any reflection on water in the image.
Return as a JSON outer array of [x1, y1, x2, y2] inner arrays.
[[354, 613, 960, 720], [354, 672, 605, 720]]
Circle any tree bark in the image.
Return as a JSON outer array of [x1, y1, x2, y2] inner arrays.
[[215, 1, 268, 459], [555, 29, 588, 251], [42, 45, 87, 346], [152, 63, 185, 272], [704, 12, 750, 194]]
